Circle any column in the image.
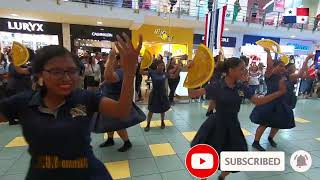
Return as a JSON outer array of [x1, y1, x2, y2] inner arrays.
[[62, 23, 71, 51]]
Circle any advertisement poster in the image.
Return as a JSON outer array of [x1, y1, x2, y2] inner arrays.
[[274, 0, 285, 12]]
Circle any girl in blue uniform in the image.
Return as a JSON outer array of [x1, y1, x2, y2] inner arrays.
[[140, 60, 171, 132], [188, 57, 287, 180], [0, 33, 142, 180], [97, 52, 145, 152], [250, 50, 313, 151]]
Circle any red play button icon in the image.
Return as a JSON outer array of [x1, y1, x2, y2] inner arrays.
[[200, 158, 206, 164], [185, 144, 219, 179]]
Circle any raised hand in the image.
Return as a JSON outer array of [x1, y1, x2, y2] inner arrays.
[[115, 33, 143, 76]]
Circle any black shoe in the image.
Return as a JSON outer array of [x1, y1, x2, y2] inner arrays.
[[252, 142, 266, 151], [268, 137, 278, 147], [9, 120, 19, 126], [99, 139, 114, 148], [206, 110, 213, 117], [144, 126, 150, 132], [118, 141, 132, 152], [218, 175, 224, 180], [160, 122, 165, 129]]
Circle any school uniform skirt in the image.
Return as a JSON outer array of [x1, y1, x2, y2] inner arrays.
[[148, 89, 170, 113], [91, 103, 146, 133], [191, 113, 247, 173], [250, 98, 295, 129]]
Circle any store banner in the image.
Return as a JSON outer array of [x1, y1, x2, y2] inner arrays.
[[0, 18, 62, 35], [242, 35, 280, 45], [70, 24, 131, 41], [194, 34, 236, 48], [280, 38, 314, 55], [273, 0, 285, 12]]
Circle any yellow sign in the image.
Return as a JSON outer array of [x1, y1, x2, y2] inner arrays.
[[154, 29, 174, 41]]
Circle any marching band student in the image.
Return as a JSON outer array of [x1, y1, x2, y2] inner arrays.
[[250, 51, 313, 151], [0, 33, 142, 180], [98, 51, 145, 152], [188, 57, 286, 180], [140, 60, 170, 132]]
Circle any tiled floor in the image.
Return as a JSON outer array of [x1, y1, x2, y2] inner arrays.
[[1, 99, 320, 180]]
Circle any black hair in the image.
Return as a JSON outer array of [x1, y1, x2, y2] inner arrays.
[[32, 45, 79, 75], [27, 48, 35, 63], [155, 60, 165, 66], [222, 57, 244, 74], [285, 62, 295, 69], [240, 55, 249, 67], [102, 52, 108, 57]]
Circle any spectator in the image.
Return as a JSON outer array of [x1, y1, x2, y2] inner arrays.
[[98, 53, 108, 82], [313, 13, 320, 31], [249, 62, 261, 95], [84, 56, 101, 91]]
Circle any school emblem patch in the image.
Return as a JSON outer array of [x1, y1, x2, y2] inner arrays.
[[238, 90, 244, 97], [70, 104, 87, 118]]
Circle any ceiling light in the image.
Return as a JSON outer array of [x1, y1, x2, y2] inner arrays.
[[100, 28, 104, 31], [10, 14, 19, 17], [290, 35, 296, 38], [97, 21, 103, 25], [224, 28, 229, 31]]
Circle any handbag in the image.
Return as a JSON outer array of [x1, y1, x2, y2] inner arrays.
[[91, 103, 146, 133]]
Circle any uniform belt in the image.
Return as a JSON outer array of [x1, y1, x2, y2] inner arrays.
[[34, 155, 88, 169]]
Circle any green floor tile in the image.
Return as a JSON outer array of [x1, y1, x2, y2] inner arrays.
[[0, 173, 26, 180], [131, 173, 162, 180], [0, 159, 16, 176], [129, 158, 159, 177], [161, 170, 193, 180], [154, 155, 184, 173], [5, 152, 30, 175], [0, 147, 26, 160], [127, 146, 152, 160], [145, 134, 169, 145]]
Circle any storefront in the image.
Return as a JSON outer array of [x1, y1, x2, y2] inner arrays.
[[0, 18, 62, 51], [193, 34, 237, 58], [132, 24, 194, 62], [70, 24, 131, 56], [241, 34, 281, 65]]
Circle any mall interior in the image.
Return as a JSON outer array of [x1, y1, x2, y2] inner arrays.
[[0, 0, 320, 179]]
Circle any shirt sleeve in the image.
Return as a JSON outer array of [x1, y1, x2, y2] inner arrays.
[[205, 83, 218, 100], [82, 90, 103, 114], [0, 92, 28, 120], [242, 84, 254, 99], [116, 69, 124, 81]]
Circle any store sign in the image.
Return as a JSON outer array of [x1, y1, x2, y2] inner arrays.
[[280, 38, 314, 55], [154, 29, 174, 41], [0, 18, 62, 35], [193, 34, 236, 47], [7, 21, 44, 32], [91, 32, 113, 38], [243, 35, 280, 45]]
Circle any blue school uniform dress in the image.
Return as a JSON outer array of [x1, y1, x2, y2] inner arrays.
[[92, 69, 145, 133], [250, 73, 295, 129], [0, 90, 112, 180], [148, 70, 170, 113], [191, 79, 254, 156]]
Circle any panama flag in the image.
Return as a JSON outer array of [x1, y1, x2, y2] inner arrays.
[[283, 8, 309, 24], [205, 5, 227, 50]]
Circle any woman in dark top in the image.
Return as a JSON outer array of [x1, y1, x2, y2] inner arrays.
[[188, 57, 286, 180], [98, 52, 145, 152], [167, 57, 181, 104], [140, 60, 170, 132], [250, 50, 312, 151], [0, 33, 142, 180]]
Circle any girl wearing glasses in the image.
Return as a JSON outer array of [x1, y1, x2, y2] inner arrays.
[[0, 33, 142, 180]]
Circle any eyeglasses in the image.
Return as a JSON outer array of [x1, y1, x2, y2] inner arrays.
[[44, 68, 80, 79]]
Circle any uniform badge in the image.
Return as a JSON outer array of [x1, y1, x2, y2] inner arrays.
[[70, 104, 87, 118], [238, 90, 244, 97]]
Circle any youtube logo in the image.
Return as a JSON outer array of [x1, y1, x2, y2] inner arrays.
[[191, 153, 214, 169], [185, 144, 219, 179]]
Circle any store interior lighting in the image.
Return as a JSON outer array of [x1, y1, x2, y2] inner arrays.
[[97, 21, 103, 25], [10, 14, 19, 17], [290, 35, 296, 38]]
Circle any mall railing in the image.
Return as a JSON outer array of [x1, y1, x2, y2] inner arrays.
[[63, 0, 319, 32]]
